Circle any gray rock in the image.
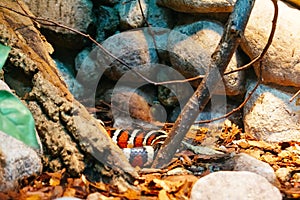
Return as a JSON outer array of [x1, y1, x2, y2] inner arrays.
[[241, 0, 300, 87], [157, 65, 194, 107], [147, 0, 175, 28], [23, 0, 94, 49], [233, 153, 277, 184], [97, 0, 120, 5], [157, 0, 236, 13], [99, 29, 162, 81], [0, 131, 42, 192], [168, 106, 181, 122], [244, 81, 300, 142], [54, 59, 84, 99], [77, 26, 172, 92], [75, 27, 169, 97], [143, 27, 170, 62], [23, 0, 94, 34], [74, 48, 101, 87], [190, 171, 282, 200], [95, 6, 119, 43], [150, 102, 168, 122], [0, 80, 11, 92], [118, 0, 148, 30], [75, 48, 91, 73], [168, 20, 245, 96]]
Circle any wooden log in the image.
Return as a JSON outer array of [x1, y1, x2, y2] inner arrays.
[[0, 0, 138, 183]]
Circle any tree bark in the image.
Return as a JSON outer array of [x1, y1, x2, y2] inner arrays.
[[0, 0, 138, 183]]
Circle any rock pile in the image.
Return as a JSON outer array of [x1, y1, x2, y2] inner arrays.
[[12, 0, 300, 197]]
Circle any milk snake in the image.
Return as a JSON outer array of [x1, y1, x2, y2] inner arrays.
[[106, 128, 168, 167]]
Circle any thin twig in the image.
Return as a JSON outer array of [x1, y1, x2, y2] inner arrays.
[[224, 55, 259, 75], [137, 0, 164, 64], [137, 0, 149, 27], [195, 79, 260, 124], [290, 89, 300, 102]]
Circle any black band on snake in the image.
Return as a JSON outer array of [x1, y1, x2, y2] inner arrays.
[[106, 128, 168, 167]]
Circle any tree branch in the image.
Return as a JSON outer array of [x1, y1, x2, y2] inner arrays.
[[151, 0, 256, 168]]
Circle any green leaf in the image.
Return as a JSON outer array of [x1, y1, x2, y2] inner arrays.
[[0, 90, 40, 149], [0, 43, 11, 70]]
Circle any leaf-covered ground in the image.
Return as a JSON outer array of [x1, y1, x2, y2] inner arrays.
[[1, 121, 300, 200]]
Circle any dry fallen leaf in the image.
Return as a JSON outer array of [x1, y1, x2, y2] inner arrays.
[[4, 122, 300, 199], [63, 188, 77, 197], [158, 189, 170, 200]]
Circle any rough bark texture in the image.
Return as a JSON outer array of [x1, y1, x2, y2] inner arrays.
[[0, 0, 137, 183]]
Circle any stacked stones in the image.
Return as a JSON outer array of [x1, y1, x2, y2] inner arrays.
[[21, 0, 300, 198]]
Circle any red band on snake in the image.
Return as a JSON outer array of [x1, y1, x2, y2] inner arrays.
[[106, 128, 167, 167]]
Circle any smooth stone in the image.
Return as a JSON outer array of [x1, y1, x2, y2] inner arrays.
[[0, 131, 42, 192], [242, 0, 300, 87], [94, 5, 119, 43], [157, 0, 236, 13], [243, 81, 300, 142], [190, 171, 282, 200], [23, 0, 94, 34], [147, 0, 175, 28], [168, 20, 245, 96], [23, 0, 94, 49], [118, 0, 148, 30], [100, 28, 169, 81], [233, 153, 277, 184]]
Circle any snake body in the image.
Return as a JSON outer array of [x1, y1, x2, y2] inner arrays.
[[106, 128, 167, 167]]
